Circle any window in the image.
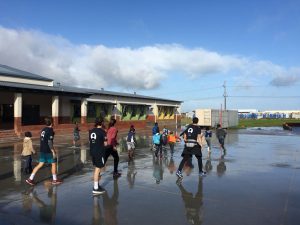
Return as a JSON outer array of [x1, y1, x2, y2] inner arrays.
[[87, 103, 96, 117]]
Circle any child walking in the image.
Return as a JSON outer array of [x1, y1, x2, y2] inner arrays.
[[204, 127, 212, 152], [153, 131, 163, 158], [127, 125, 136, 160], [167, 131, 177, 157], [22, 131, 35, 174], [73, 121, 80, 147]]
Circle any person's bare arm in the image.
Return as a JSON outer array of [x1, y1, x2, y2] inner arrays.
[[197, 133, 203, 146], [48, 139, 56, 158], [30, 139, 36, 154]]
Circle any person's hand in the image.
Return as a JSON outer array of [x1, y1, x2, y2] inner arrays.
[[51, 150, 57, 159]]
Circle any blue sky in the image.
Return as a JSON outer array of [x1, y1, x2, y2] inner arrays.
[[1, 0, 300, 111]]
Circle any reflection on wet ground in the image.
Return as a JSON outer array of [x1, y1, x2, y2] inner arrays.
[[0, 129, 300, 225]]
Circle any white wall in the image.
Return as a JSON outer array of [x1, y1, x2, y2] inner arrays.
[[0, 75, 53, 86], [195, 109, 238, 128]]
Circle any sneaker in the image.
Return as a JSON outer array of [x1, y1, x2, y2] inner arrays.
[[93, 186, 106, 194], [26, 179, 35, 186], [113, 172, 121, 178], [52, 179, 63, 185], [176, 170, 183, 178], [199, 171, 207, 177]]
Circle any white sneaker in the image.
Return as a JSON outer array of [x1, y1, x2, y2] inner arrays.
[[176, 170, 183, 178], [199, 171, 207, 177], [93, 186, 106, 194]]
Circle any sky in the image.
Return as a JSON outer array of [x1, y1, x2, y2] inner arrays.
[[1, 0, 300, 112]]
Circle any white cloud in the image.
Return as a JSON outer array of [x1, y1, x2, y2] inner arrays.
[[0, 26, 299, 90]]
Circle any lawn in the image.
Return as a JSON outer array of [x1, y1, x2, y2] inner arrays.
[[237, 118, 300, 128]]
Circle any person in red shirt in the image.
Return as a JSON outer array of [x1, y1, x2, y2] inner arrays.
[[105, 118, 121, 178]]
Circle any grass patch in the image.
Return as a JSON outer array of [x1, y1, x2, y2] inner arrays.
[[236, 118, 300, 128], [180, 117, 192, 126]]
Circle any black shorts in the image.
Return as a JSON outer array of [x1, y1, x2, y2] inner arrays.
[[91, 152, 105, 168], [181, 145, 202, 157]]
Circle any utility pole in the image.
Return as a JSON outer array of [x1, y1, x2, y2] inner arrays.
[[223, 81, 227, 110]]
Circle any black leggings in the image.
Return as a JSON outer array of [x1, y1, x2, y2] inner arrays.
[[178, 154, 203, 173], [105, 146, 119, 173], [23, 155, 33, 173]]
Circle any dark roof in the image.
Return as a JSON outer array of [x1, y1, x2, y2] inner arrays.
[[0, 81, 92, 97], [0, 64, 182, 103], [0, 64, 53, 81], [67, 86, 182, 103]]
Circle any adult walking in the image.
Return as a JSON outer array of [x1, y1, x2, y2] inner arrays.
[[216, 124, 227, 151], [26, 118, 63, 186], [105, 118, 121, 178], [176, 117, 206, 179], [89, 117, 107, 194]]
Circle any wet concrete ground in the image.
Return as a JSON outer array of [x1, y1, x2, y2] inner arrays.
[[0, 128, 299, 225]]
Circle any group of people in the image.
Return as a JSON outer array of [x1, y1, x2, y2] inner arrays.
[[152, 118, 227, 180], [23, 117, 124, 195], [152, 123, 179, 158], [22, 116, 227, 195], [203, 124, 227, 152]]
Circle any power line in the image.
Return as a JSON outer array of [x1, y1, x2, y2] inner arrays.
[[223, 81, 227, 110], [144, 85, 222, 97], [228, 95, 300, 98], [227, 84, 300, 88], [183, 96, 223, 101]]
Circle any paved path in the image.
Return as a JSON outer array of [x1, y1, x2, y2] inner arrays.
[[0, 128, 299, 225]]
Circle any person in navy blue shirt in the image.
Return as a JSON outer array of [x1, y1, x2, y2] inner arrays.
[[26, 118, 62, 186], [89, 117, 107, 194], [176, 117, 206, 179]]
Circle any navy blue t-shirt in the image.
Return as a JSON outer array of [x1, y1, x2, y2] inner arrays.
[[205, 130, 212, 138], [184, 124, 201, 141], [40, 127, 54, 153], [89, 128, 106, 156]]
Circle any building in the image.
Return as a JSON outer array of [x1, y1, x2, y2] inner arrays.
[[195, 109, 238, 128], [238, 109, 300, 119], [0, 64, 182, 139]]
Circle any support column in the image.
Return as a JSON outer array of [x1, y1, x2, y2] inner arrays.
[[115, 102, 122, 121], [14, 93, 22, 135], [175, 105, 181, 135], [52, 96, 59, 126], [147, 103, 158, 122], [81, 98, 87, 124], [153, 103, 158, 123]]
